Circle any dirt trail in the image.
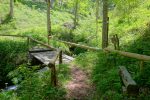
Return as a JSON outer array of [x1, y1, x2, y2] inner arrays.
[[65, 65, 94, 100]]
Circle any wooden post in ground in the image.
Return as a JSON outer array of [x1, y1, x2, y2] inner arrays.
[[140, 61, 144, 72], [49, 64, 57, 87], [27, 37, 30, 64], [111, 34, 120, 50], [27, 37, 30, 51], [59, 50, 62, 64], [107, 17, 109, 38]]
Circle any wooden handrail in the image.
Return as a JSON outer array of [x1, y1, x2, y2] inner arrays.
[[0, 34, 27, 38], [104, 48, 150, 61], [0, 34, 150, 62], [28, 37, 56, 51], [57, 40, 102, 51], [51, 38, 150, 61]]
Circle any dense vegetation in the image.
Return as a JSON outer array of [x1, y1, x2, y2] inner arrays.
[[0, 0, 150, 99]]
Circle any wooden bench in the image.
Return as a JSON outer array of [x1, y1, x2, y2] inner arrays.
[[119, 66, 139, 95]]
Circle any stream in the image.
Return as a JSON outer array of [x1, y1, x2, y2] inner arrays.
[[0, 80, 17, 91]]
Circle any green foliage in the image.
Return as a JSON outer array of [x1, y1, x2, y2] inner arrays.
[[75, 52, 98, 69], [7, 64, 66, 100], [0, 39, 27, 83], [8, 64, 38, 84], [58, 64, 70, 84], [0, 0, 9, 20], [0, 91, 18, 100], [92, 52, 123, 99], [0, 0, 150, 99], [17, 73, 66, 100]]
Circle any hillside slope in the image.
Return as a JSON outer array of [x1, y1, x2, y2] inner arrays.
[[0, 0, 150, 99]]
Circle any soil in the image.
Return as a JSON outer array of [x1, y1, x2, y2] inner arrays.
[[65, 65, 94, 100]]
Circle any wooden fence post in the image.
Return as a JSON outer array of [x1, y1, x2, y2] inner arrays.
[[27, 37, 30, 64], [27, 37, 30, 51], [59, 50, 62, 64], [50, 64, 57, 87], [111, 34, 119, 50], [140, 61, 144, 72]]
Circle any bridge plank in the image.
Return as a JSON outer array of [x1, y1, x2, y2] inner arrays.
[[30, 51, 58, 65]]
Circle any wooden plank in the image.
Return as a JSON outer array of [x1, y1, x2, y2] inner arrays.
[[30, 51, 58, 65], [119, 66, 139, 95], [63, 54, 75, 61], [55, 54, 74, 65]]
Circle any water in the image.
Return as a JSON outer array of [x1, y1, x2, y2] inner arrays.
[[0, 79, 15, 91], [5, 85, 17, 91]]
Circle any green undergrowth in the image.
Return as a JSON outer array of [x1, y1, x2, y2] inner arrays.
[[0, 0, 150, 99], [0, 39, 27, 84], [57, 64, 71, 85], [0, 64, 66, 100]]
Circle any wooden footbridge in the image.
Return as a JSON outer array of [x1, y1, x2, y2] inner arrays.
[[0, 34, 150, 95]]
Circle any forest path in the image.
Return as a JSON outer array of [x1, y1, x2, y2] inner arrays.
[[65, 64, 94, 100]]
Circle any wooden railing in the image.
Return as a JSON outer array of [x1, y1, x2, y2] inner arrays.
[[0, 34, 62, 87], [50, 37, 150, 72], [1, 34, 150, 68], [1, 34, 150, 87]]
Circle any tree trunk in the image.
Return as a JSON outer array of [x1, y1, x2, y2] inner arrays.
[[74, 0, 79, 29], [102, 0, 108, 48], [47, 0, 51, 44], [96, 0, 100, 42], [9, 0, 14, 18]]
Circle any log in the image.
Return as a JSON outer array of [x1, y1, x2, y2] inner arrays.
[[105, 48, 150, 61], [57, 39, 102, 51], [0, 34, 27, 38], [119, 66, 139, 95], [29, 37, 56, 50], [53, 38, 150, 62]]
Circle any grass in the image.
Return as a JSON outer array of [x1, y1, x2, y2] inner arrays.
[[0, 0, 150, 99]]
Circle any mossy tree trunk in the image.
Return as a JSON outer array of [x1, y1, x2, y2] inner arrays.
[[47, 0, 51, 44], [9, 0, 14, 18], [74, 0, 79, 29], [102, 0, 108, 48], [96, 0, 100, 42]]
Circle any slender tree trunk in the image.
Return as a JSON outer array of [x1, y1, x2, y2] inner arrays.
[[47, 0, 51, 44], [96, 0, 100, 42], [9, 0, 14, 18], [102, 0, 108, 48], [74, 0, 79, 29]]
